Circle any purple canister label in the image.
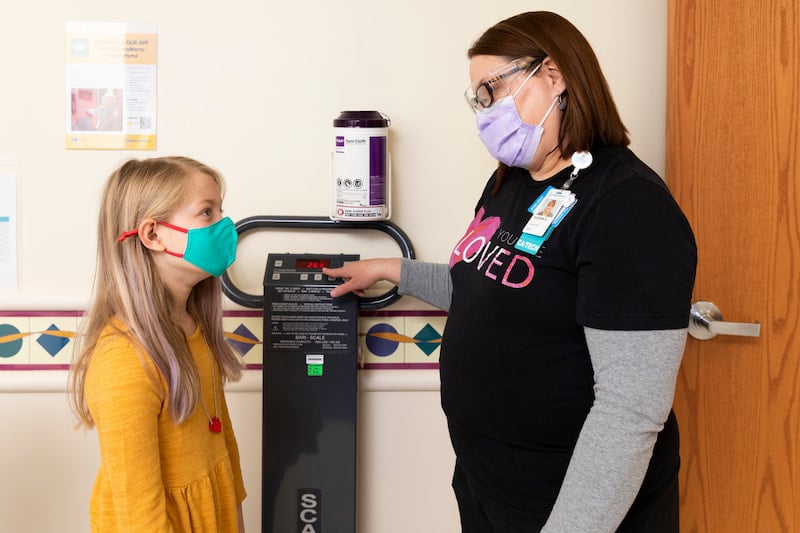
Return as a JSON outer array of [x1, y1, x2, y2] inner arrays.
[[369, 136, 386, 205]]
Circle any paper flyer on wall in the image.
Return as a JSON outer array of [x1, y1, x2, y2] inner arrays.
[[65, 21, 157, 150], [0, 174, 17, 289]]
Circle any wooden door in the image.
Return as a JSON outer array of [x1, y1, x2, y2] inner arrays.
[[667, 0, 800, 531]]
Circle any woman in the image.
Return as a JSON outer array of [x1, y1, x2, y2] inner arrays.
[[325, 11, 697, 532]]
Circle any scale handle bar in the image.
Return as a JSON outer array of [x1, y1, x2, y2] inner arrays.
[[220, 215, 416, 310]]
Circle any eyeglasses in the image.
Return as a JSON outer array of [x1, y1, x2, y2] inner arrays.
[[464, 57, 540, 112]]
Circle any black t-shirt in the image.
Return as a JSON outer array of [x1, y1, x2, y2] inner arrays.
[[441, 145, 696, 507]]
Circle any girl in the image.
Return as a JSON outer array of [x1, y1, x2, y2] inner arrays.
[[70, 156, 246, 532]]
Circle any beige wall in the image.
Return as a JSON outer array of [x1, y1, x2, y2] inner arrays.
[[0, 1, 666, 531]]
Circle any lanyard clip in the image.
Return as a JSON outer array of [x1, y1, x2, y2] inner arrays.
[[562, 151, 593, 190]]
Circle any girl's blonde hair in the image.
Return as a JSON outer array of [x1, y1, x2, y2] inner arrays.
[[70, 156, 242, 428]]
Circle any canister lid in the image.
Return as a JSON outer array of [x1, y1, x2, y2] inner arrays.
[[334, 110, 390, 127]]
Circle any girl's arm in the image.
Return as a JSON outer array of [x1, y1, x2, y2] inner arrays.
[[86, 336, 174, 531]]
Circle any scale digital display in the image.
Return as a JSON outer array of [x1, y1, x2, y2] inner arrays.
[[295, 258, 331, 269]]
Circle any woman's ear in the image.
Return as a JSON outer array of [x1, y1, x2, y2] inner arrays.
[[541, 56, 567, 97], [137, 218, 166, 252]]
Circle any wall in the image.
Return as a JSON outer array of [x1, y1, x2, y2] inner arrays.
[[0, 1, 666, 531]]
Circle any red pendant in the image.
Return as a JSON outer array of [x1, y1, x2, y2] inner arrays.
[[209, 416, 222, 433]]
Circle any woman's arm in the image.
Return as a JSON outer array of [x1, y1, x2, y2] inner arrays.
[[324, 258, 401, 298], [541, 327, 687, 533], [398, 259, 452, 311], [324, 258, 452, 311]]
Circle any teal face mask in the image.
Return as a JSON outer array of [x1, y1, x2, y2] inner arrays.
[[158, 217, 238, 277]]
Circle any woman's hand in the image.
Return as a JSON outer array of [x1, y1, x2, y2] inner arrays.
[[323, 258, 401, 298]]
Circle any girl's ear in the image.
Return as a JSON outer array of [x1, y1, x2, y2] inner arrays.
[[137, 218, 166, 252], [541, 56, 567, 97]]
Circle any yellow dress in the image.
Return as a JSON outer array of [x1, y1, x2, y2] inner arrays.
[[85, 323, 246, 532]]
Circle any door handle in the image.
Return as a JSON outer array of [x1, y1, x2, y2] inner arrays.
[[688, 301, 761, 340]]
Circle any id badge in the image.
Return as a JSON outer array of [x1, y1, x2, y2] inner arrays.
[[522, 186, 572, 237], [515, 187, 577, 254]]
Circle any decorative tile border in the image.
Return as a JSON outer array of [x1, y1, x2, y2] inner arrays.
[[0, 311, 82, 370], [0, 310, 446, 370]]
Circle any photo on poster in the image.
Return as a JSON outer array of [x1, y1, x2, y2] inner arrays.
[[70, 88, 123, 132]]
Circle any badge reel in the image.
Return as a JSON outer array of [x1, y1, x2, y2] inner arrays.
[[515, 151, 592, 255]]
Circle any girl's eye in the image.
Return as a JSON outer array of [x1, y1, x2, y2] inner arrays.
[[202, 208, 212, 216]]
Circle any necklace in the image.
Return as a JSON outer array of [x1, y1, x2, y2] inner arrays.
[[199, 327, 222, 433]]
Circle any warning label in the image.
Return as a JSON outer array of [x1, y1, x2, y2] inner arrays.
[[266, 285, 355, 352]]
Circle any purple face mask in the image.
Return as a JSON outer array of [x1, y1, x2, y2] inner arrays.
[[475, 66, 559, 168]]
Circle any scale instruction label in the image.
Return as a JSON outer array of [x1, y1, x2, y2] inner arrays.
[[267, 285, 355, 352]]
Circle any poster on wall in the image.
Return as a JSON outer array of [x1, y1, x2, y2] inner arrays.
[[65, 21, 157, 150], [0, 174, 16, 289]]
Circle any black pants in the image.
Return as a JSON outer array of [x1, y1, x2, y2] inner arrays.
[[452, 460, 679, 532]]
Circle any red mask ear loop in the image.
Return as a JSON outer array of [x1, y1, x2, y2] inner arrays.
[[118, 230, 139, 242], [157, 221, 188, 234], [119, 222, 189, 258], [156, 221, 189, 258]]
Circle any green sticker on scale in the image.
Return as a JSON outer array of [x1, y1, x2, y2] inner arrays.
[[307, 364, 323, 376]]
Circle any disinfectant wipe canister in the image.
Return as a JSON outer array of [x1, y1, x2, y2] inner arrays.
[[332, 111, 390, 220]]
